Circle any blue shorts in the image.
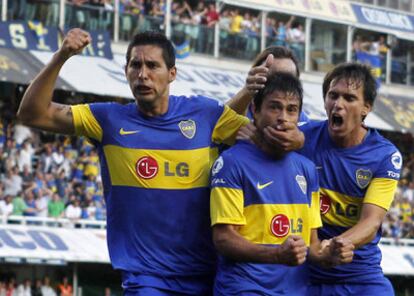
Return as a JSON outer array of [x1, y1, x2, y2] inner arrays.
[[307, 278, 394, 296], [121, 272, 213, 296]]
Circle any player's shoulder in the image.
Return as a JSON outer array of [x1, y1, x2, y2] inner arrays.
[[367, 129, 401, 156], [216, 141, 252, 166], [299, 119, 325, 134], [170, 94, 224, 111], [288, 151, 317, 172]]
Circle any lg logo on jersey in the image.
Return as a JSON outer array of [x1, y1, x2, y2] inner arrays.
[[136, 156, 189, 179], [270, 214, 303, 238]]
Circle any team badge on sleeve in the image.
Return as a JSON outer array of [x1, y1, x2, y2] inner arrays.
[[391, 151, 402, 170], [212, 156, 224, 176], [179, 120, 196, 139], [295, 175, 307, 194], [356, 169, 372, 189]]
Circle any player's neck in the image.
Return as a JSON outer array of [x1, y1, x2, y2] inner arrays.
[[330, 126, 368, 148], [136, 96, 169, 117]]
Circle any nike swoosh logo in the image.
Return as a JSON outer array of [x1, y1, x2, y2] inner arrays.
[[257, 181, 273, 190], [119, 128, 140, 135]]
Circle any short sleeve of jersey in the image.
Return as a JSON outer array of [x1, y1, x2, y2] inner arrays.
[[364, 149, 402, 210], [212, 105, 249, 146], [71, 103, 108, 142], [210, 152, 245, 226], [305, 161, 322, 229]]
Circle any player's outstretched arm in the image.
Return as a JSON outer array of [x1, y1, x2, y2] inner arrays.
[[308, 230, 354, 268], [226, 55, 273, 115], [17, 28, 91, 134], [212, 224, 307, 266], [336, 203, 387, 249]]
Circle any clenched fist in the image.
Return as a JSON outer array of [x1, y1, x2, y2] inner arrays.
[[58, 28, 92, 60], [276, 235, 307, 266]]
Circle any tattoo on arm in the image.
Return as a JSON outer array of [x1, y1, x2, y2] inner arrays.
[[65, 107, 72, 118]]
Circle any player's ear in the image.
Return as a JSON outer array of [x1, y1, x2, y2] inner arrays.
[[168, 66, 177, 83]]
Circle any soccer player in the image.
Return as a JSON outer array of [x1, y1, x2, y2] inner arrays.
[[227, 46, 307, 151], [17, 29, 249, 295], [239, 63, 402, 295], [302, 63, 402, 296], [210, 73, 354, 295]]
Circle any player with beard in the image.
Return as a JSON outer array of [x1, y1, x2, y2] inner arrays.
[[17, 29, 249, 295]]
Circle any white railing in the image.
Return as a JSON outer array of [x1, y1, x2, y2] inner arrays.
[[0, 215, 106, 229]]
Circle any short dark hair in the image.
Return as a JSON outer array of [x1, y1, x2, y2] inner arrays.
[[254, 72, 303, 113], [126, 31, 176, 69], [252, 46, 300, 77], [322, 62, 377, 107]]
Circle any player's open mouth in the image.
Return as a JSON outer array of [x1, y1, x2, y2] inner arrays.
[[136, 85, 152, 94], [331, 114, 343, 127]]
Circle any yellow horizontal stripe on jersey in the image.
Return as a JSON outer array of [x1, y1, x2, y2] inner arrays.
[[241, 204, 314, 246], [320, 188, 362, 227], [103, 145, 213, 189], [364, 178, 398, 211], [212, 105, 249, 146], [211, 187, 246, 226], [71, 104, 103, 142]]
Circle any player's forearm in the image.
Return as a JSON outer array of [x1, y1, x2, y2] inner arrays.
[[17, 51, 67, 126], [213, 228, 278, 263], [337, 219, 380, 249], [226, 87, 252, 115]]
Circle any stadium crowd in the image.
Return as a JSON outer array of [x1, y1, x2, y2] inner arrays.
[[0, 119, 412, 240], [0, 276, 117, 296], [0, 122, 106, 226]]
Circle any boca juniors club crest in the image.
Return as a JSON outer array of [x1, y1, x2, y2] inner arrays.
[[295, 175, 307, 194], [179, 120, 196, 139], [355, 169, 372, 189]]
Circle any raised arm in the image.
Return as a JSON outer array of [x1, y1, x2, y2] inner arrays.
[[226, 54, 274, 115], [212, 224, 307, 265], [16, 28, 91, 134]]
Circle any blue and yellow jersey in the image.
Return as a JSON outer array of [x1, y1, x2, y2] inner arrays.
[[299, 120, 402, 284], [210, 141, 321, 295], [71, 95, 248, 285]]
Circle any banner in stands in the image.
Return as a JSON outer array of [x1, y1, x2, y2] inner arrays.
[[0, 21, 112, 59], [222, 0, 356, 23], [0, 224, 413, 275], [0, 225, 109, 264], [352, 4, 414, 33], [0, 47, 73, 89]]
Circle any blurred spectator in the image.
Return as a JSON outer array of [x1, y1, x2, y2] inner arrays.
[[0, 194, 14, 220], [65, 199, 82, 224], [41, 277, 56, 296], [17, 140, 34, 173], [32, 279, 42, 296], [3, 167, 23, 196], [12, 193, 27, 216], [13, 124, 32, 146], [57, 277, 72, 296], [23, 189, 38, 217], [5, 278, 16, 296], [16, 279, 32, 296], [48, 193, 65, 218], [288, 21, 305, 63]]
